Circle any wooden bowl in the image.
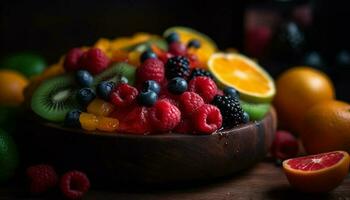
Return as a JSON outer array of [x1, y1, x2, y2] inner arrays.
[[17, 108, 276, 186]]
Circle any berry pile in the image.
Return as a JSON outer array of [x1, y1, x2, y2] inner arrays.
[[31, 29, 251, 135]]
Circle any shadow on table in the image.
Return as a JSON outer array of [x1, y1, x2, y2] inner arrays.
[[266, 185, 331, 200]]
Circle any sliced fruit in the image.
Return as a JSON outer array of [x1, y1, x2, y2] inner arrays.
[[208, 53, 275, 103], [80, 112, 98, 131], [0, 53, 46, 78], [87, 99, 115, 116], [93, 62, 136, 86], [164, 26, 218, 66], [0, 70, 29, 106], [283, 151, 350, 193], [0, 129, 19, 183], [31, 75, 80, 122], [110, 33, 159, 51], [123, 38, 168, 52], [240, 101, 270, 121], [97, 116, 119, 132]]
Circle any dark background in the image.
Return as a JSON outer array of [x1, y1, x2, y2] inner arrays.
[[1, 0, 349, 100]]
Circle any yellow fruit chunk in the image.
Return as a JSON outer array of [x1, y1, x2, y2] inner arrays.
[[97, 116, 119, 132], [208, 53, 275, 103], [80, 113, 98, 131], [87, 99, 115, 116], [283, 151, 350, 193], [300, 100, 350, 154], [110, 33, 153, 51], [0, 70, 29, 106], [273, 67, 335, 134], [128, 51, 141, 66]]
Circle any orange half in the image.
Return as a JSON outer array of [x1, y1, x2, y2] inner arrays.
[[208, 53, 275, 103], [283, 151, 350, 193]]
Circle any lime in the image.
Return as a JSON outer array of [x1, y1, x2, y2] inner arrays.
[[0, 129, 19, 183], [0, 53, 46, 78]]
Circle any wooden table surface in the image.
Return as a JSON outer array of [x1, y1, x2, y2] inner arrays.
[[2, 161, 350, 199]]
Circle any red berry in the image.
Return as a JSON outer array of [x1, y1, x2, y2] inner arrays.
[[118, 106, 152, 135], [26, 164, 58, 194], [136, 58, 165, 84], [168, 42, 187, 56], [270, 130, 299, 160], [149, 99, 181, 132], [174, 118, 193, 134], [188, 76, 218, 103], [179, 92, 204, 117], [60, 170, 90, 200], [64, 48, 84, 72], [216, 89, 224, 96], [79, 48, 110, 74], [193, 104, 222, 134], [159, 52, 173, 64], [187, 53, 201, 68], [110, 83, 138, 107]]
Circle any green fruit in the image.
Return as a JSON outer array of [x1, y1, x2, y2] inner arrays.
[[94, 62, 136, 86], [0, 106, 19, 132], [241, 101, 270, 121], [0, 129, 19, 183], [0, 53, 46, 78], [31, 75, 80, 122], [123, 38, 168, 52]]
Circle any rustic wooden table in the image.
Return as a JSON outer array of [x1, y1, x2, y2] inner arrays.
[[1, 161, 349, 199]]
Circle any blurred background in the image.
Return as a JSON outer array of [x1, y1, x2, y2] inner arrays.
[[0, 0, 349, 101]]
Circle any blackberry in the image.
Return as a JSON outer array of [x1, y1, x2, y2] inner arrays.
[[165, 56, 190, 80], [212, 95, 244, 128], [189, 68, 213, 80]]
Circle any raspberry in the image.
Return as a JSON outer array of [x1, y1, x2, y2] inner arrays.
[[64, 48, 84, 72], [165, 56, 190, 80], [79, 48, 110, 74], [193, 104, 222, 134], [270, 130, 299, 161], [174, 118, 193, 134], [118, 106, 152, 134], [149, 99, 181, 132], [60, 170, 90, 200], [26, 164, 58, 194], [136, 58, 165, 84], [212, 95, 244, 128], [168, 41, 187, 56], [188, 76, 217, 103], [110, 83, 138, 107], [179, 92, 204, 117]]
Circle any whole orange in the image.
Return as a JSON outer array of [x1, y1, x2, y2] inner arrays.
[[300, 100, 350, 154], [0, 70, 29, 106], [273, 67, 335, 134]]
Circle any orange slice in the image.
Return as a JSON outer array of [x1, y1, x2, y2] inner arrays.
[[283, 151, 350, 193], [208, 53, 275, 103]]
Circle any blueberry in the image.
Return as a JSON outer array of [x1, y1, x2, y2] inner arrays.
[[166, 32, 179, 44], [77, 88, 96, 106], [137, 90, 157, 107], [143, 80, 160, 94], [65, 109, 82, 128], [187, 39, 201, 49], [140, 50, 157, 63], [75, 70, 93, 87], [96, 81, 114, 100], [224, 87, 239, 98], [243, 112, 250, 123], [168, 77, 188, 95]]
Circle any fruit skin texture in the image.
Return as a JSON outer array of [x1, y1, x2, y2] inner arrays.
[[273, 67, 335, 134], [0, 129, 19, 183], [110, 83, 138, 107], [270, 130, 299, 160], [75, 70, 93, 87], [167, 77, 188, 95], [165, 56, 190, 80], [283, 151, 350, 193], [300, 100, 350, 154], [64, 109, 82, 128], [26, 164, 58, 194], [60, 170, 90, 199], [136, 58, 165, 84], [137, 90, 158, 107], [87, 99, 115, 117], [168, 42, 187, 56], [0, 70, 29, 106], [63, 48, 84, 72], [79, 48, 110, 74], [96, 81, 114, 101], [212, 95, 244, 128], [179, 92, 204, 117], [188, 76, 217, 103], [79, 113, 98, 131], [193, 104, 222, 134], [149, 99, 181, 132], [117, 106, 152, 134], [77, 88, 96, 106]]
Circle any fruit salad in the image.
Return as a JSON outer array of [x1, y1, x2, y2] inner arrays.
[[29, 27, 275, 135]]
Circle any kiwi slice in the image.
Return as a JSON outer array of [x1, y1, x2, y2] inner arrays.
[[240, 101, 270, 121], [123, 38, 168, 52], [93, 62, 136, 86], [31, 75, 80, 122]]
